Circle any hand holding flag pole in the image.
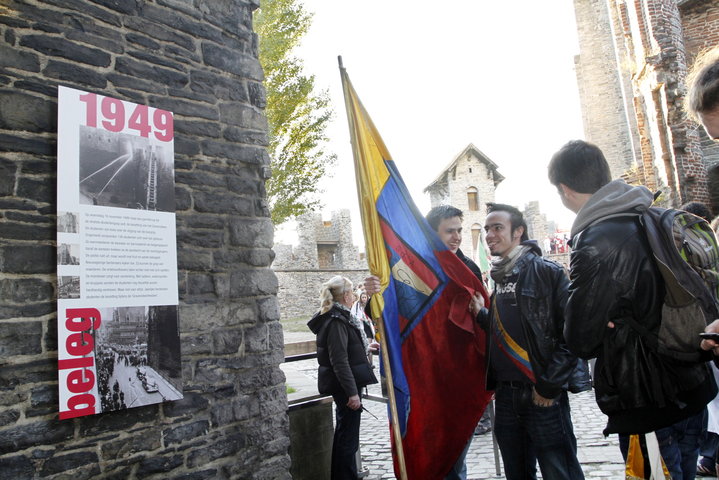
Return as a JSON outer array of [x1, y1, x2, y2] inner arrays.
[[339, 56, 491, 479], [338, 55, 409, 480]]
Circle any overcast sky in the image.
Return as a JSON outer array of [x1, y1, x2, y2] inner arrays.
[[277, 0, 585, 246]]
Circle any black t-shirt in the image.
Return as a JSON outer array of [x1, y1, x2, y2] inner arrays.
[[489, 271, 535, 383]]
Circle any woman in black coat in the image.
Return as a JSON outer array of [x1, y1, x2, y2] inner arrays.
[[307, 276, 378, 479]]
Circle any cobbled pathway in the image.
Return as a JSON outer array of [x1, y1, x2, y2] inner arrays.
[[282, 358, 667, 479]]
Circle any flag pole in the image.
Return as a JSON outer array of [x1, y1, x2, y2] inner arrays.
[[373, 311, 408, 480], [337, 56, 408, 480]]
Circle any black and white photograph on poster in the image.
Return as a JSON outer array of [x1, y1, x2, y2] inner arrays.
[[94, 305, 182, 413], [78, 127, 175, 212], [57, 211, 79, 233], [58, 276, 80, 299], [57, 243, 80, 265], [57, 86, 180, 419]]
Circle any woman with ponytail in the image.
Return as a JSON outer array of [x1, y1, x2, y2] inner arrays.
[[307, 276, 378, 479]]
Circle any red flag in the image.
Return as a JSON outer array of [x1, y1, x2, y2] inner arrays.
[[340, 64, 492, 479]]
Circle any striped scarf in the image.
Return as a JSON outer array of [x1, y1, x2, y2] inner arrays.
[[490, 245, 532, 284]]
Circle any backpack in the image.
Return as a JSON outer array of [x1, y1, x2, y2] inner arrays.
[[638, 207, 719, 362]]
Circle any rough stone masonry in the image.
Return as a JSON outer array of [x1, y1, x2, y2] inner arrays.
[[0, 1, 290, 478]]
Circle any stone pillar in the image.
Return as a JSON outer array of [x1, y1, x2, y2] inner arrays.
[[523, 201, 548, 246], [333, 209, 364, 270], [0, 1, 290, 478], [294, 212, 321, 269], [573, 0, 638, 176]]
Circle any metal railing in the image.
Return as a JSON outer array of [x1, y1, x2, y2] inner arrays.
[[285, 341, 378, 478], [284, 341, 501, 477]]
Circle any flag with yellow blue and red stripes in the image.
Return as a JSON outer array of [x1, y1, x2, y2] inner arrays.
[[340, 62, 492, 480]]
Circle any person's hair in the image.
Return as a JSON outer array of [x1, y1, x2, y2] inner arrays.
[[548, 140, 612, 194], [680, 201, 713, 222], [319, 276, 352, 314], [354, 289, 367, 304], [486, 202, 529, 242], [425, 205, 463, 231], [684, 46, 719, 123]]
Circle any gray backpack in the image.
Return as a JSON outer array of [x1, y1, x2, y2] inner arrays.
[[637, 207, 719, 362]]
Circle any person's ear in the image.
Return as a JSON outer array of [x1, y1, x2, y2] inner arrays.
[[558, 183, 573, 199]]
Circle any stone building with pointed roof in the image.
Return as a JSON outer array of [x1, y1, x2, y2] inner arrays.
[[424, 143, 505, 262]]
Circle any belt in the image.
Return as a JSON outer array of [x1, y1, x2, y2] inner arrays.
[[496, 380, 531, 389]]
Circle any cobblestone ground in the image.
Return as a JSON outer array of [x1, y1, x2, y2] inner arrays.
[[357, 384, 626, 479], [288, 359, 642, 479]]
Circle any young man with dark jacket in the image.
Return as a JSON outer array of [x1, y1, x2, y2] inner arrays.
[[365, 204, 485, 480], [548, 139, 717, 478], [472, 203, 584, 480]]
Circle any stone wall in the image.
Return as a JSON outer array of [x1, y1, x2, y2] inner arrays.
[[274, 210, 364, 271], [523, 201, 548, 249], [573, 0, 638, 177], [273, 209, 369, 319], [574, 0, 718, 212], [275, 270, 370, 320], [0, 1, 290, 479]]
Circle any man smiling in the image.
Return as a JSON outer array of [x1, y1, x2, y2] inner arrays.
[[473, 203, 583, 480], [424, 205, 482, 480], [365, 204, 485, 479]]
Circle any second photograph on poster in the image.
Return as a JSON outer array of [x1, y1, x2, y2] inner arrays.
[[94, 305, 182, 413]]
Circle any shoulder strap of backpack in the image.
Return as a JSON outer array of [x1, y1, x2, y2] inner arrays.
[[641, 207, 719, 314]]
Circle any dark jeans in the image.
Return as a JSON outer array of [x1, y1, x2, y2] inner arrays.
[[494, 383, 584, 480], [698, 426, 718, 466], [619, 409, 706, 480], [331, 394, 362, 480]]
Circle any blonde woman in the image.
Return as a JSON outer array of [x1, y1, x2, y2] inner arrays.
[[308, 276, 378, 479]]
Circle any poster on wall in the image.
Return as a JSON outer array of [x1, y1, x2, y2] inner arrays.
[[56, 86, 182, 419]]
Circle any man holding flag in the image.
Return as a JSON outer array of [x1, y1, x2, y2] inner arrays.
[[339, 57, 492, 479], [365, 204, 487, 479]]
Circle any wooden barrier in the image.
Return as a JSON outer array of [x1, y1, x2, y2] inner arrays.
[[288, 396, 334, 480]]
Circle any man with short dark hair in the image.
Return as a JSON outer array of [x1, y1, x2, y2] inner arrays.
[[365, 204, 484, 479], [549, 139, 717, 478], [425, 205, 482, 279], [472, 202, 583, 480], [423, 205, 483, 479]]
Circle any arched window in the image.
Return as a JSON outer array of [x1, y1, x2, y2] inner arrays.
[[471, 224, 482, 257], [467, 187, 479, 211]]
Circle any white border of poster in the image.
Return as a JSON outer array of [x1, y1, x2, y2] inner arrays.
[[57, 86, 182, 419]]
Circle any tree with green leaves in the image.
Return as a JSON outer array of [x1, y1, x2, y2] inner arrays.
[[255, 0, 336, 225]]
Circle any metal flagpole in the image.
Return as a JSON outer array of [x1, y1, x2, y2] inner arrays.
[[337, 56, 408, 480]]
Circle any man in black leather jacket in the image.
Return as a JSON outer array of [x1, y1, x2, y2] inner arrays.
[[473, 203, 583, 480], [549, 139, 717, 478]]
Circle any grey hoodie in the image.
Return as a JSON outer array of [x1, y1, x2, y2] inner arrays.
[[571, 179, 654, 238]]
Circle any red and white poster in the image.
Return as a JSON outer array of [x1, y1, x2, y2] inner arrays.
[[56, 86, 182, 419]]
